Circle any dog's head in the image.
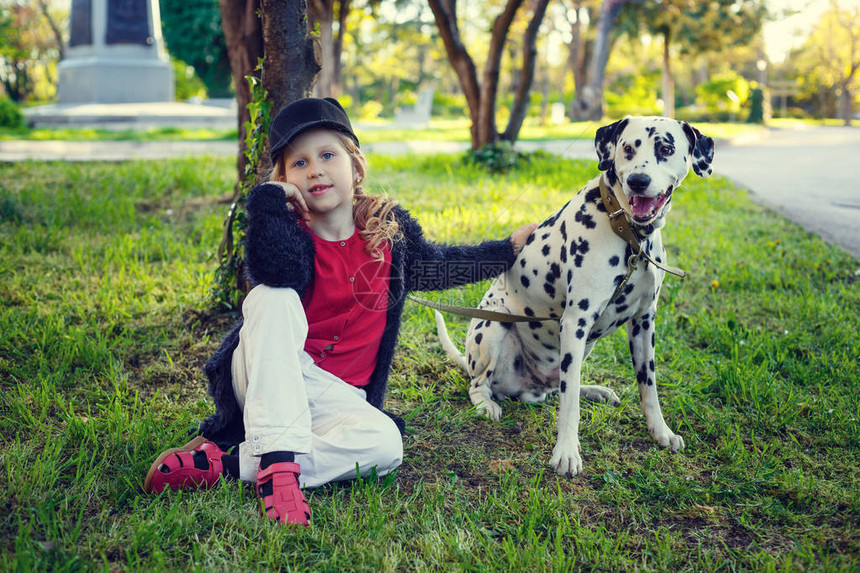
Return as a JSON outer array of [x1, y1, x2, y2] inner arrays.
[[595, 116, 714, 228]]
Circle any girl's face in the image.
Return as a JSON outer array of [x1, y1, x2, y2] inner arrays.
[[281, 128, 357, 220]]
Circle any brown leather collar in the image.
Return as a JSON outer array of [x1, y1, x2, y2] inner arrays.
[[598, 177, 686, 279]]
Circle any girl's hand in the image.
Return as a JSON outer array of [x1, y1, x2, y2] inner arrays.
[[510, 222, 538, 256], [269, 181, 311, 222]]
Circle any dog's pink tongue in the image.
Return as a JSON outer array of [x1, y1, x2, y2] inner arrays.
[[630, 195, 657, 217]]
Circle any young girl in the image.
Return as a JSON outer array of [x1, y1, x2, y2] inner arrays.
[[144, 98, 536, 526]]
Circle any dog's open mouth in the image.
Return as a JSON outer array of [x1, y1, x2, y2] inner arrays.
[[629, 187, 672, 223]]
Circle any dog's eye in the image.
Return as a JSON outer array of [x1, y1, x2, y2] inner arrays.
[[659, 144, 674, 156], [623, 144, 634, 156]]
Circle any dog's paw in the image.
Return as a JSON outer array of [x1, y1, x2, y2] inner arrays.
[[549, 442, 583, 477], [580, 385, 621, 407], [651, 426, 685, 452], [476, 400, 503, 421]]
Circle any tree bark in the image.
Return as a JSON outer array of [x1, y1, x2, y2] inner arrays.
[[218, 0, 264, 193], [308, 0, 334, 97], [428, 0, 482, 146], [503, 0, 550, 142], [36, 0, 64, 60], [660, 28, 675, 118], [570, 0, 629, 121]]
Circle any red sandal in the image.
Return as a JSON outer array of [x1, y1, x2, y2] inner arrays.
[[144, 436, 225, 494], [257, 462, 311, 526]]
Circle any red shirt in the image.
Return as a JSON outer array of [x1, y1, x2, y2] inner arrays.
[[301, 227, 391, 387]]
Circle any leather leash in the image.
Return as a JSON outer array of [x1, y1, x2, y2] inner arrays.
[[407, 294, 555, 323], [410, 177, 686, 321]]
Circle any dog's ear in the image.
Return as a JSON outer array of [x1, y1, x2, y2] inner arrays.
[[682, 122, 715, 178], [594, 118, 629, 171]]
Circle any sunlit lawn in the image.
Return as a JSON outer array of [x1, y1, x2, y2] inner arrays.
[[1, 154, 858, 570], [0, 116, 777, 144]]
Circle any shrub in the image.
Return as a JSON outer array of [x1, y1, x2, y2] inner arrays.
[[464, 141, 531, 173], [0, 97, 24, 129]]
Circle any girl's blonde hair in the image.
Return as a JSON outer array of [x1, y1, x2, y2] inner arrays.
[[270, 131, 400, 259]]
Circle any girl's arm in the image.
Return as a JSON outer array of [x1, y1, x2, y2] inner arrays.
[[243, 183, 315, 292], [396, 206, 533, 292]]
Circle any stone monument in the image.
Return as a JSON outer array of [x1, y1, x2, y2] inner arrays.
[[57, 0, 173, 103]]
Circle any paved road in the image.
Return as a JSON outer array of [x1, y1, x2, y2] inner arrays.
[[1, 126, 858, 261], [714, 126, 860, 262]]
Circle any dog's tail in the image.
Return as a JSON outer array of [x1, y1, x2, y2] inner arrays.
[[434, 310, 469, 371]]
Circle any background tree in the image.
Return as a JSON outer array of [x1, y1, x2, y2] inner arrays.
[[160, 0, 233, 98], [791, 0, 859, 125], [0, 0, 65, 102], [308, 0, 354, 97], [630, 0, 765, 118], [428, 0, 551, 150], [569, 0, 636, 121]]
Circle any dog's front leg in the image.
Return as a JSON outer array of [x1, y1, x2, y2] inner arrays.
[[628, 308, 684, 452], [549, 315, 587, 477]]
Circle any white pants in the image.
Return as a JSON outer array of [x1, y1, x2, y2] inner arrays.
[[231, 285, 403, 488]]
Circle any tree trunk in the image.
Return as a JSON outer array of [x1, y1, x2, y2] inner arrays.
[[503, 0, 550, 142], [839, 84, 853, 126], [428, 0, 482, 146], [308, 0, 335, 97], [36, 0, 64, 60], [218, 0, 264, 195], [661, 28, 675, 118], [332, 0, 350, 97], [570, 0, 628, 121], [565, 3, 586, 119], [260, 0, 321, 175], [479, 0, 523, 147]]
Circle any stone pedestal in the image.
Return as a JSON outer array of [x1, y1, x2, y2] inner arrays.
[[58, 0, 173, 104]]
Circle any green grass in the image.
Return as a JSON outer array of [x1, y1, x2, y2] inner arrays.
[[0, 126, 239, 142], [1, 154, 858, 571], [1, 117, 767, 144]]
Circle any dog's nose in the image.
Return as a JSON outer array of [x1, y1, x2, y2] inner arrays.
[[627, 173, 651, 193]]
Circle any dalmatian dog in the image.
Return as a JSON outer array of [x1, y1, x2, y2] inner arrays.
[[436, 117, 714, 477]]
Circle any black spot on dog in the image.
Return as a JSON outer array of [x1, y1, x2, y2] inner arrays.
[[578, 318, 586, 327], [559, 221, 568, 241], [520, 259, 527, 268], [575, 206, 596, 229], [584, 187, 600, 204], [637, 367, 648, 385], [542, 244, 551, 256], [615, 305, 628, 313], [544, 283, 556, 298], [521, 276, 530, 288], [560, 381, 567, 393], [576, 329, 585, 339], [561, 353, 573, 372], [475, 333, 483, 345], [578, 299, 589, 311], [529, 321, 541, 330], [524, 307, 535, 316], [609, 255, 620, 266], [635, 139, 642, 147], [501, 322, 513, 330], [526, 234, 536, 245], [649, 359, 655, 372], [514, 354, 524, 372]]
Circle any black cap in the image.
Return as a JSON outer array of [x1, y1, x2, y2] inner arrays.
[[268, 97, 359, 160]]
